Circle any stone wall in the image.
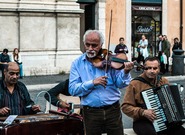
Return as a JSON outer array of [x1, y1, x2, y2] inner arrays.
[[0, 0, 83, 76]]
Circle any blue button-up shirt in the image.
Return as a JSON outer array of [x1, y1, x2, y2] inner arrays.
[[69, 53, 132, 107]]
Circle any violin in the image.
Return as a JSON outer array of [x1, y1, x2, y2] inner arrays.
[[91, 10, 143, 71], [92, 48, 144, 70], [91, 48, 125, 70]]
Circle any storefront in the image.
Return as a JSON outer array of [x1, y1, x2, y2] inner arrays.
[[132, 5, 162, 59]]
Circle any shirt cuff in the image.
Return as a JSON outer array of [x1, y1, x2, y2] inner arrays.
[[56, 100, 60, 107], [122, 70, 131, 78], [82, 80, 94, 91]]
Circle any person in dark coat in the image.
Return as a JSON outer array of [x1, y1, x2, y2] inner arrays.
[[172, 37, 182, 51], [0, 48, 10, 80], [0, 62, 41, 116], [114, 37, 128, 54]]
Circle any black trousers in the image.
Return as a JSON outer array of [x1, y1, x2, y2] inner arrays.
[[82, 101, 123, 135]]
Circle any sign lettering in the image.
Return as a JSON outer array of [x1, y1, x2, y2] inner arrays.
[[136, 26, 153, 33]]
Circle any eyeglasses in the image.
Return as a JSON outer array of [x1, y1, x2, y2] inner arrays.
[[144, 67, 158, 70], [85, 43, 99, 48]]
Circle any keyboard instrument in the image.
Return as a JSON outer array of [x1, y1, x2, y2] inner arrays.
[[141, 84, 184, 132]]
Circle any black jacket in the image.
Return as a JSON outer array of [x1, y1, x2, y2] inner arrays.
[[172, 42, 182, 51], [0, 53, 10, 63], [44, 79, 70, 107], [114, 44, 128, 54], [0, 81, 36, 116]]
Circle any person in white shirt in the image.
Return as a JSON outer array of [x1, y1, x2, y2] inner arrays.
[[136, 35, 149, 71], [138, 34, 149, 59], [11, 48, 24, 79]]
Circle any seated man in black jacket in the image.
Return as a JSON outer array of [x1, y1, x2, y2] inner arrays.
[[44, 79, 70, 110], [0, 62, 41, 116]]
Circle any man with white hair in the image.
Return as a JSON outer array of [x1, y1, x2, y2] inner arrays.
[[69, 30, 134, 135]]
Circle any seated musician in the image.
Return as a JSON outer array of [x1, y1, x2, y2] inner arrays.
[[0, 62, 41, 116], [122, 56, 185, 135], [44, 79, 70, 111]]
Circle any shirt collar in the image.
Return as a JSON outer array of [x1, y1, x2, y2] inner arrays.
[[2, 80, 18, 91], [82, 53, 88, 61]]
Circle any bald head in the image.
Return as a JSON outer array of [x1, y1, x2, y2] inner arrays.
[[4, 62, 20, 84], [4, 62, 19, 72]]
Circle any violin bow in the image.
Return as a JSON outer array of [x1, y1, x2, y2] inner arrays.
[[105, 10, 113, 75]]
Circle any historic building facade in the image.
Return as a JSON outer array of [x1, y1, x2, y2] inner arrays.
[[0, 0, 83, 76], [78, 0, 185, 62], [0, 0, 184, 76]]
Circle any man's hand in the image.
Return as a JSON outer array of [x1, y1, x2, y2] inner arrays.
[[93, 76, 108, 87], [0, 107, 10, 115], [142, 109, 157, 122], [59, 100, 70, 108], [124, 62, 134, 74], [32, 105, 41, 112]]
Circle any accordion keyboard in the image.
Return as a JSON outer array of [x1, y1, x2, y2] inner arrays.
[[142, 88, 167, 132]]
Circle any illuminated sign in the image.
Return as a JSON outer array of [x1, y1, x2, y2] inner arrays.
[[136, 26, 153, 33]]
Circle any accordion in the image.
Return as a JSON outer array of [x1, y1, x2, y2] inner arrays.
[[141, 83, 185, 132]]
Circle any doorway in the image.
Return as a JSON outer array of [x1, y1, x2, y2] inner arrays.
[[132, 7, 162, 59]]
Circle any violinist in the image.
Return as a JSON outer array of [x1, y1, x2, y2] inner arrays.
[[69, 29, 134, 135]]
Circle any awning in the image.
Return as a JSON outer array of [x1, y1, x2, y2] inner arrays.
[[76, 0, 97, 4], [132, 0, 162, 4]]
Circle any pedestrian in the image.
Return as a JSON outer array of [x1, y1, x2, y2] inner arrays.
[[157, 35, 170, 74], [162, 35, 171, 73], [156, 34, 163, 58], [0, 62, 41, 116], [138, 34, 149, 59], [0, 48, 10, 80], [69, 29, 134, 135], [135, 34, 149, 71], [114, 37, 128, 54], [11, 48, 24, 79], [172, 37, 182, 51], [122, 56, 185, 135]]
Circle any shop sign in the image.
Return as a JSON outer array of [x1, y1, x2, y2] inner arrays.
[[132, 5, 161, 11], [136, 26, 153, 33]]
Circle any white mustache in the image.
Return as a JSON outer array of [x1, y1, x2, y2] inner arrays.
[[86, 50, 96, 58]]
